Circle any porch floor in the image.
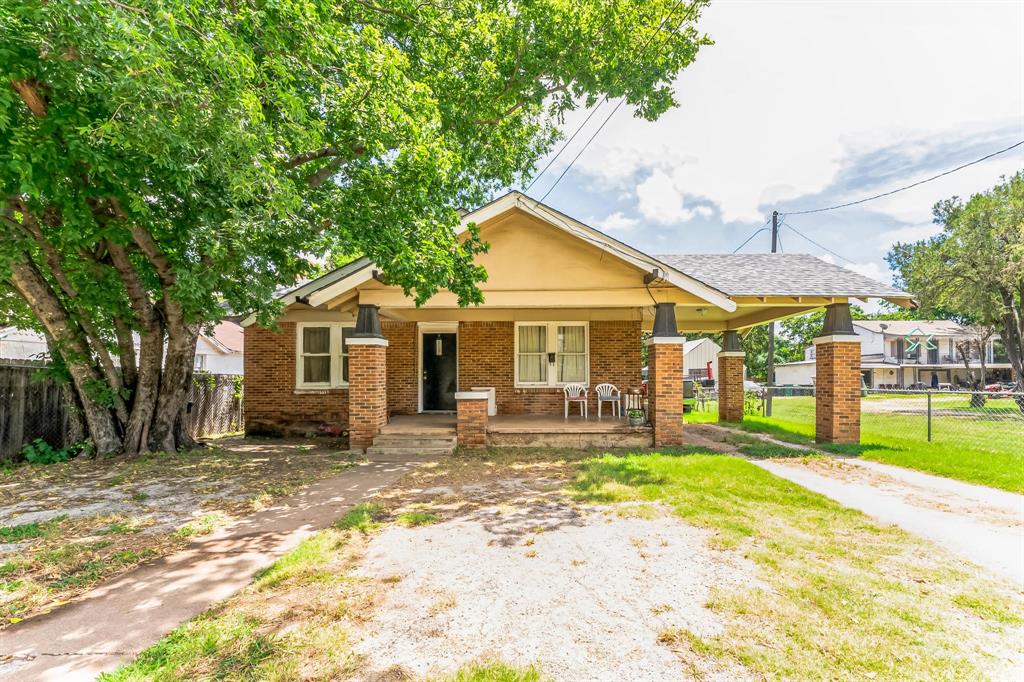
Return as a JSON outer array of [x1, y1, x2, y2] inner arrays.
[[386, 413, 652, 449]]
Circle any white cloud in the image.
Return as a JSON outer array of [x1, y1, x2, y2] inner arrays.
[[556, 0, 1023, 224], [590, 211, 640, 232], [635, 169, 695, 224], [876, 223, 942, 248]]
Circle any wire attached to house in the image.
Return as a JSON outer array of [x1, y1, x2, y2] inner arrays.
[[783, 139, 1024, 216], [524, 100, 609, 192], [529, 0, 703, 200], [782, 220, 855, 264]]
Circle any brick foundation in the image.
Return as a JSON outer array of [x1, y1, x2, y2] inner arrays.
[[456, 395, 488, 448], [717, 352, 745, 422], [815, 339, 861, 443], [347, 341, 388, 449], [648, 339, 684, 446]]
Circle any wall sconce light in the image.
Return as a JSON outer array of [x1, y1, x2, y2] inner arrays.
[[547, 352, 556, 364], [435, 338, 443, 356]]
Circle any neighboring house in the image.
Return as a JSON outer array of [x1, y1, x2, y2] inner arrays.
[[242, 191, 913, 449], [1, 322, 245, 375], [683, 337, 722, 381], [0, 327, 49, 362], [195, 321, 245, 374], [774, 320, 1013, 388]]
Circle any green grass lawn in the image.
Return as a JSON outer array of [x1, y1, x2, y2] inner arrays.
[[102, 448, 1022, 681], [687, 397, 1024, 493]]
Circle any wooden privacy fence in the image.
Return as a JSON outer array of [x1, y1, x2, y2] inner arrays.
[[0, 362, 79, 461], [185, 373, 244, 438], [0, 363, 244, 461]]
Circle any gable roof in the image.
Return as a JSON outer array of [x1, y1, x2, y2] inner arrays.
[[656, 253, 910, 299], [242, 192, 913, 326]]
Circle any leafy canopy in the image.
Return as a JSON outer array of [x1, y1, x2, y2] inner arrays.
[[1, 0, 712, 325]]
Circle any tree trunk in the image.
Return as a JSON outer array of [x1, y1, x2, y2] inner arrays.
[[149, 322, 199, 452], [8, 256, 121, 454], [121, 322, 164, 455]]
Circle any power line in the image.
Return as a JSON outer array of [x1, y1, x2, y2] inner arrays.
[[540, 98, 627, 201], [731, 218, 772, 253], [534, 0, 703, 201], [782, 220, 854, 264], [523, 100, 609, 191], [784, 139, 1024, 216]]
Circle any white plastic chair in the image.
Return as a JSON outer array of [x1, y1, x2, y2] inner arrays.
[[563, 383, 588, 419], [595, 383, 621, 420]]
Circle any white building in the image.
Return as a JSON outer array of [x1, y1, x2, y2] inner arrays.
[[684, 337, 722, 381], [0, 321, 245, 375], [775, 320, 1013, 388]]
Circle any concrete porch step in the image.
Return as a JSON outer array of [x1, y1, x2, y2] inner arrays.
[[364, 446, 454, 460], [370, 435, 456, 448]]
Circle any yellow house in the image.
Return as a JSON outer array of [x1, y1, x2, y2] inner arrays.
[[242, 192, 913, 456]]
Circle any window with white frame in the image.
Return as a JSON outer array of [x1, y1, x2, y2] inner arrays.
[[296, 323, 355, 389], [515, 322, 588, 387]]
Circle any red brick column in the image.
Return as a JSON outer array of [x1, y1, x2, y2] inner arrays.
[[346, 338, 389, 450], [717, 352, 746, 422], [455, 392, 488, 448], [814, 336, 861, 443], [647, 337, 685, 446]]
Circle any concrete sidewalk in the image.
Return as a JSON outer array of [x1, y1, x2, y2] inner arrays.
[[755, 456, 1024, 585], [688, 424, 1024, 586], [1, 461, 412, 682]]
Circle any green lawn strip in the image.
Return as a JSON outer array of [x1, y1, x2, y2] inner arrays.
[[687, 398, 1024, 492], [571, 453, 1023, 680]]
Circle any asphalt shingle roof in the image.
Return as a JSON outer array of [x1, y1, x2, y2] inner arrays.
[[656, 253, 911, 299]]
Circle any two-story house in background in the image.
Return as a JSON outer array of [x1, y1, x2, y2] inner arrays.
[[774, 320, 1013, 388]]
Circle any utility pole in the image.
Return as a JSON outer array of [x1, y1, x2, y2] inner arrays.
[[765, 210, 779, 416]]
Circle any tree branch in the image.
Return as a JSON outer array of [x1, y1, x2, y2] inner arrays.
[[11, 79, 47, 117]]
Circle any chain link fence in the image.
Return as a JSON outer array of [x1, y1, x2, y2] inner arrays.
[[748, 386, 1024, 451], [0, 363, 244, 461]]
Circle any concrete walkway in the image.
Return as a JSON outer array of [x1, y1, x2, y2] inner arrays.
[[754, 456, 1024, 585], [687, 424, 1024, 585], [1, 461, 412, 682]]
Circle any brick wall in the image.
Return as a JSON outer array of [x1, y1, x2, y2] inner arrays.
[[348, 343, 388, 449], [456, 397, 488, 447], [244, 323, 348, 435], [815, 340, 861, 443], [384, 321, 417, 415], [457, 320, 642, 415], [648, 341, 684, 446], [717, 354, 745, 422], [246, 318, 644, 434]]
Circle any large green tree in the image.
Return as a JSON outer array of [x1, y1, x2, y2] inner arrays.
[[0, 0, 711, 455], [886, 173, 1024, 385]]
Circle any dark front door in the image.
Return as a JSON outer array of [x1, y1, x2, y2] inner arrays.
[[422, 332, 457, 411]]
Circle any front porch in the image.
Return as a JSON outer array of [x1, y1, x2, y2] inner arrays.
[[385, 413, 654, 449]]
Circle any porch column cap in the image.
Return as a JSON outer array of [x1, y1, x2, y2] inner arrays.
[[455, 391, 489, 400], [646, 336, 687, 346], [345, 337, 389, 347], [718, 351, 746, 358], [813, 335, 860, 345]]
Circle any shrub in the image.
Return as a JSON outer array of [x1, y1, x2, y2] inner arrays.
[[21, 439, 70, 465]]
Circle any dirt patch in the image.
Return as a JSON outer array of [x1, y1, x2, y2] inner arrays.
[[0, 437, 357, 627], [349, 462, 756, 681]]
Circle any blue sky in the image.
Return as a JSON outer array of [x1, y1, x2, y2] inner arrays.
[[520, 0, 1024, 298]]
